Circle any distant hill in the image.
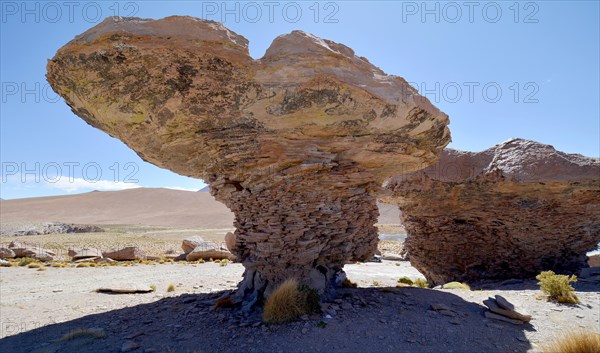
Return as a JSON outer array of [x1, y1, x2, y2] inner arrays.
[[198, 186, 210, 192], [0, 188, 400, 228]]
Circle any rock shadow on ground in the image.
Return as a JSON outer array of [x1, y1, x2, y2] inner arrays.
[[0, 287, 534, 353]]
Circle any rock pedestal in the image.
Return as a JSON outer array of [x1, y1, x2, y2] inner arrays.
[[46, 16, 450, 303], [219, 172, 380, 301]]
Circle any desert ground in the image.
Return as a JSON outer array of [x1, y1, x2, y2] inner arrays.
[[0, 189, 598, 353]]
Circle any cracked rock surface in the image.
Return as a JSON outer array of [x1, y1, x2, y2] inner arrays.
[[385, 138, 600, 285], [47, 16, 450, 300]]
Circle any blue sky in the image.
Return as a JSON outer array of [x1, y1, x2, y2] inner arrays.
[[1, 1, 599, 199]]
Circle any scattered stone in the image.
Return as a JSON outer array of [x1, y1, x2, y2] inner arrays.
[[483, 297, 531, 322], [121, 340, 140, 352], [484, 311, 524, 325], [102, 247, 145, 261], [0, 247, 15, 259], [430, 303, 452, 311], [97, 286, 154, 294], [181, 236, 205, 254], [185, 243, 234, 261]]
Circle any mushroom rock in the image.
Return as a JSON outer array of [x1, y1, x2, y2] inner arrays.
[[46, 16, 450, 302], [384, 138, 600, 285]]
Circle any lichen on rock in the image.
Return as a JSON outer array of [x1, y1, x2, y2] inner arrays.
[[47, 16, 450, 303], [384, 138, 600, 285]]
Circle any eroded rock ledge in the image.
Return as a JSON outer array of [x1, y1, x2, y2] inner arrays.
[[46, 16, 450, 302], [384, 138, 600, 285]]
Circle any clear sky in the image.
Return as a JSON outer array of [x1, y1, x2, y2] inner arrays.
[[1, 1, 599, 199]]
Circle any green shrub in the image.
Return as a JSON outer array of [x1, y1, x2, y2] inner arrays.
[[536, 270, 579, 304], [397, 277, 413, 285]]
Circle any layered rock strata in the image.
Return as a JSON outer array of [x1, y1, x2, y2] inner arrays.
[[385, 138, 600, 285], [46, 16, 450, 302]]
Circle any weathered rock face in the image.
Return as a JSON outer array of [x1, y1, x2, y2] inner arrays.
[[385, 138, 600, 285], [47, 16, 450, 301]]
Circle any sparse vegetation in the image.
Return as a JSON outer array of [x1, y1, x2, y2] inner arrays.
[[149, 285, 157, 292], [263, 279, 321, 324], [37, 266, 47, 271], [342, 278, 357, 288], [536, 270, 579, 304], [76, 262, 91, 268], [541, 330, 600, 353], [59, 328, 106, 341], [413, 278, 429, 288], [442, 282, 470, 290], [219, 259, 229, 267], [167, 283, 176, 292], [198, 259, 205, 264], [298, 285, 321, 314], [263, 279, 303, 324], [18, 257, 38, 267], [397, 276, 413, 285], [372, 281, 380, 286]]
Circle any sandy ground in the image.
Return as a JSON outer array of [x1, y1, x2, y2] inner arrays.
[[0, 261, 598, 353]]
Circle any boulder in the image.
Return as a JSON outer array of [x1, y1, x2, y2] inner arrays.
[[224, 232, 236, 253], [185, 243, 234, 261], [384, 138, 600, 285], [181, 236, 205, 254], [10, 246, 55, 261], [8, 241, 26, 249], [0, 247, 15, 259], [46, 16, 450, 302], [588, 254, 600, 267], [102, 247, 145, 261], [70, 247, 103, 260]]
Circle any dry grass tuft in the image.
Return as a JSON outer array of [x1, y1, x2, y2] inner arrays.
[[542, 330, 600, 353], [167, 283, 176, 292], [18, 258, 38, 267], [27, 262, 42, 269], [263, 279, 303, 324], [413, 278, 429, 288], [442, 282, 470, 290], [76, 262, 91, 268], [59, 328, 106, 341], [536, 270, 579, 304]]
